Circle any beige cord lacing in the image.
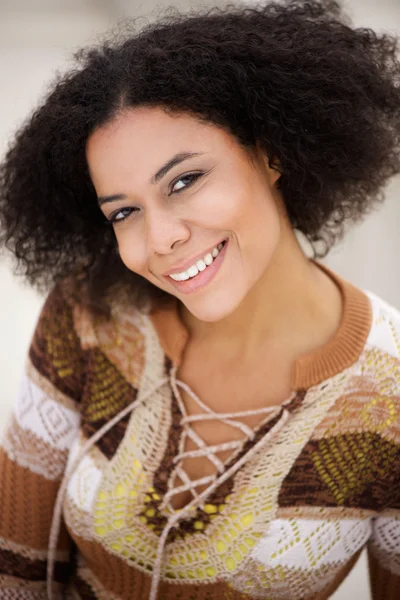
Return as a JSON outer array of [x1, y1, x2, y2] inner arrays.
[[161, 366, 295, 512], [47, 369, 295, 600]]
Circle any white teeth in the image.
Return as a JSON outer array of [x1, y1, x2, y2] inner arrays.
[[196, 259, 206, 271], [169, 273, 183, 281], [187, 265, 199, 278], [169, 242, 225, 282]]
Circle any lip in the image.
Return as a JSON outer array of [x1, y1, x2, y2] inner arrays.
[[162, 238, 227, 276], [164, 238, 229, 294]]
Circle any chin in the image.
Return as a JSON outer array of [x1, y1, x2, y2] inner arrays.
[[181, 291, 245, 323]]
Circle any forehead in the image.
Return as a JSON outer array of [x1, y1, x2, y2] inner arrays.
[[85, 106, 246, 190], [86, 106, 234, 162]]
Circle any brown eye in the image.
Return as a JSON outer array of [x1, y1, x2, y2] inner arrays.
[[109, 207, 139, 224], [170, 172, 203, 194]]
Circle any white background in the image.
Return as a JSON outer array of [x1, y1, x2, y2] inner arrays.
[[1, 1, 400, 598]]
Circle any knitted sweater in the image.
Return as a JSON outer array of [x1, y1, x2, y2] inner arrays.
[[1, 262, 400, 600]]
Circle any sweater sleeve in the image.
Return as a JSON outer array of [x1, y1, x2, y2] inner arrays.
[[0, 284, 85, 598], [367, 513, 400, 599], [366, 408, 400, 600]]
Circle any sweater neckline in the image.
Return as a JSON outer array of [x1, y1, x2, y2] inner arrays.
[[149, 260, 373, 390]]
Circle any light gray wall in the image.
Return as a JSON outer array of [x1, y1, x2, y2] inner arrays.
[[1, 1, 399, 598]]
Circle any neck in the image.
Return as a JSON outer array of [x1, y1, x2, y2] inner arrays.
[[179, 227, 343, 362]]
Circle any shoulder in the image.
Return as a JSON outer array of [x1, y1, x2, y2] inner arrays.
[[62, 282, 156, 457], [64, 280, 153, 391], [32, 279, 152, 394], [364, 289, 400, 361], [38, 278, 150, 348]]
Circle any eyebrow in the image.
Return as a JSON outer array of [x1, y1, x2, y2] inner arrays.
[[97, 150, 204, 206]]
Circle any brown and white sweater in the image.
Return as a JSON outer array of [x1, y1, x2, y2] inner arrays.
[[1, 262, 400, 600]]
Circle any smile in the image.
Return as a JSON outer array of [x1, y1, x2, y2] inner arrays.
[[169, 241, 225, 281], [163, 239, 228, 294]]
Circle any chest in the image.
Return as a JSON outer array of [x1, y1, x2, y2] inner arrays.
[[177, 340, 294, 411], [67, 366, 373, 599], [169, 347, 294, 509]]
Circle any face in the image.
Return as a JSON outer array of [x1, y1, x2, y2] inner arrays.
[[86, 106, 283, 322]]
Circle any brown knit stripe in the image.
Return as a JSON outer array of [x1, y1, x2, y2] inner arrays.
[[367, 545, 400, 599], [73, 574, 99, 600], [0, 546, 70, 583], [0, 575, 64, 598], [71, 535, 149, 600], [278, 431, 400, 510], [81, 413, 132, 462], [73, 565, 123, 600], [2, 414, 68, 480], [70, 529, 368, 600], [0, 535, 69, 563], [368, 538, 400, 576], [80, 348, 138, 460], [28, 285, 86, 403], [81, 348, 138, 423], [276, 505, 376, 520], [71, 532, 364, 600], [0, 447, 70, 551], [71, 534, 253, 600]]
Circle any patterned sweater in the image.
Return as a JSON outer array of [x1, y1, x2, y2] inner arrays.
[[1, 262, 400, 600]]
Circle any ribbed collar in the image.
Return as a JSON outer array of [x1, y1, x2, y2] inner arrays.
[[149, 261, 372, 390]]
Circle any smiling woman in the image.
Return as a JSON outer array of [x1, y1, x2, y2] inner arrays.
[[1, 2, 400, 600], [85, 107, 283, 321]]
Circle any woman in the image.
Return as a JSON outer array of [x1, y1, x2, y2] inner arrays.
[[1, 1, 400, 599]]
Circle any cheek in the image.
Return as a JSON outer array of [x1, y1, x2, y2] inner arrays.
[[233, 188, 280, 249], [115, 232, 148, 276]]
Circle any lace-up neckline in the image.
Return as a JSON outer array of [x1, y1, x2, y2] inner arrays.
[[160, 365, 297, 513]]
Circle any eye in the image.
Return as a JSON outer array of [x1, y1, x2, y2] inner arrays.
[[108, 207, 139, 224], [106, 172, 204, 225], [170, 172, 203, 194]]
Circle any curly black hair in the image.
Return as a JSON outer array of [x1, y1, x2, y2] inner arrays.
[[1, 0, 400, 310]]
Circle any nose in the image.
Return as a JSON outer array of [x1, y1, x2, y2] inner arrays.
[[146, 205, 190, 255]]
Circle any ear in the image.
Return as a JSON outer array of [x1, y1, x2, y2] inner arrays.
[[262, 153, 282, 187], [267, 156, 282, 187], [255, 141, 282, 186]]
